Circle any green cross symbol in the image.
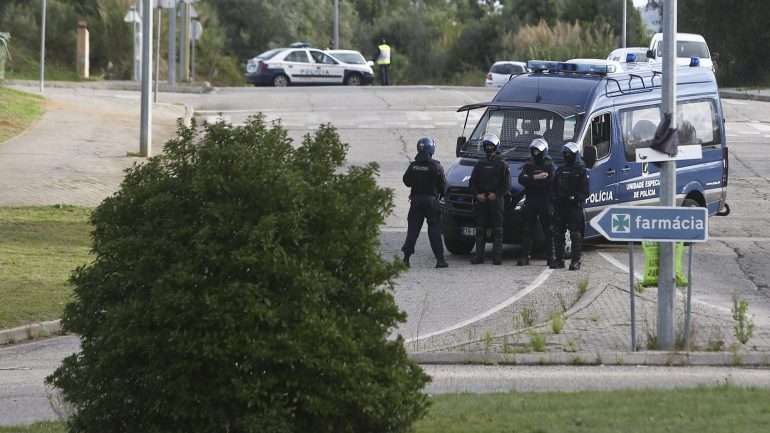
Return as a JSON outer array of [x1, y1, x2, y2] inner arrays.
[[612, 214, 631, 233]]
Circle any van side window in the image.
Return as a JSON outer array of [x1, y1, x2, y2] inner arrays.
[[678, 100, 720, 147], [621, 105, 661, 161], [582, 113, 612, 160]]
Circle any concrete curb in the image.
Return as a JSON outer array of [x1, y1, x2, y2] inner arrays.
[[6, 79, 213, 94], [411, 350, 770, 367], [720, 90, 770, 103], [0, 320, 63, 346]]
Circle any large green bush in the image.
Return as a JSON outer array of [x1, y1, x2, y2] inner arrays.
[[48, 117, 430, 433]]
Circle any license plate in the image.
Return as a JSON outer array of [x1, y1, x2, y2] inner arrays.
[[462, 227, 476, 236]]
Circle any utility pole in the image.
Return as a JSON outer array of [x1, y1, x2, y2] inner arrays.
[[333, 0, 340, 49], [658, 0, 678, 350], [168, 0, 176, 86], [39, 0, 47, 94], [622, 0, 627, 48], [140, 0, 153, 157], [154, 6, 162, 103], [180, 1, 191, 82]]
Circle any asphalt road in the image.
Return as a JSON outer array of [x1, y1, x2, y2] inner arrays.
[[2, 85, 770, 425]]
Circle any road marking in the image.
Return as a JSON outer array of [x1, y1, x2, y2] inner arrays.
[[404, 268, 553, 344]]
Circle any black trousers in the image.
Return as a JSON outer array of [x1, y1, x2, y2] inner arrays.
[[521, 201, 553, 260], [402, 194, 444, 259], [553, 203, 585, 262], [474, 197, 504, 259], [379, 65, 390, 85]]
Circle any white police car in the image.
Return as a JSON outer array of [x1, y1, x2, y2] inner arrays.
[[245, 47, 375, 87]]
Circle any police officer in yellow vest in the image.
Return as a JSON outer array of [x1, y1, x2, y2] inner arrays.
[[375, 38, 391, 86]]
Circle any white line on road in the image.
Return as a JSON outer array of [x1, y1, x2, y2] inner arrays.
[[405, 268, 553, 344]]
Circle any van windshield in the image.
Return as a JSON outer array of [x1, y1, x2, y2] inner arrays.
[[678, 41, 710, 59], [464, 109, 581, 163]]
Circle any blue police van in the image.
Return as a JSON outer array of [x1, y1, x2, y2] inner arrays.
[[441, 59, 730, 254]]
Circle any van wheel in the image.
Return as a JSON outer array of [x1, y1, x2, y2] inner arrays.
[[345, 73, 362, 86], [272, 74, 289, 87], [682, 198, 701, 208], [445, 237, 475, 255]]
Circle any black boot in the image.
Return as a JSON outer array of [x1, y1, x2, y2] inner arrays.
[[569, 260, 582, 271], [403, 253, 411, 268], [471, 227, 485, 264], [550, 259, 565, 269], [492, 228, 503, 265], [436, 257, 449, 268], [517, 256, 529, 266]]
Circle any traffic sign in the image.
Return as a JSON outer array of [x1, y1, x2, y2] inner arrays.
[[635, 144, 703, 163], [191, 20, 203, 41], [590, 206, 708, 242]]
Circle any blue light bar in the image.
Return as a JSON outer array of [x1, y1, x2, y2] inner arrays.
[[626, 53, 637, 63], [527, 60, 561, 72], [690, 56, 700, 67], [526, 60, 615, 75]]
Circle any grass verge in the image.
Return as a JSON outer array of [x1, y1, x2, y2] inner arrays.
[[5, 387, 769, 433], [0, 86, 44, 144], [0, 206, 91, 330], [415, 386, 770, 433], [0, 422, 65, 433]]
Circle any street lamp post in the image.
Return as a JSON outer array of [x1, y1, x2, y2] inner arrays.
[[168, 0, 176, 86], [622, 0, 627, 48], [40, 0, 47, 94], [333, 0, 340, 49]]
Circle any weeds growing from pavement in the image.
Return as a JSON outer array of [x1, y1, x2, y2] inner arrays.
[[519, 307, 536, 328], [530, 332, 546, 352], [551, 313, 565, 334], [731, 293, 754, 345], [577, 278, 589, 298]]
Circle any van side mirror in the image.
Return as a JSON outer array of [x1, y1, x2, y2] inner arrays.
[[646, 49, 655, 60], [456, 136, 466, 157], [582, 146, 597, 168]]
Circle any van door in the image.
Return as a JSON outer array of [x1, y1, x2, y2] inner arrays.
[[617, 104, 662, 205], [582, 111, 620, 228]]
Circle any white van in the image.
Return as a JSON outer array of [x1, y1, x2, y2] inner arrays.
[[646, 33, 713, 71]]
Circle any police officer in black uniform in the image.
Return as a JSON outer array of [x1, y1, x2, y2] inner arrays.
[[469, 134, 511, 265], [552, 142, 590, 270], [402, 137, 448, 269], [518, 138, 555, 266]]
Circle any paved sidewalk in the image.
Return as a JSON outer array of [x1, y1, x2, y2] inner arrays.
[[721, 87, 770, 102], [0, 87, 186, 206]]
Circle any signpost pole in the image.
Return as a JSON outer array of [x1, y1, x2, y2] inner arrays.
[[629, 242, 636, 351], [684, 244, 693, 349], [140, 0, 153, 157], [658, 0, 678, 350]]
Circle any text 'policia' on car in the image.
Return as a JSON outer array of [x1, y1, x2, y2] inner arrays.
[[441, 58, 730, 255]]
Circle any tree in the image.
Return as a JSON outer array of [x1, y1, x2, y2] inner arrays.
[[560, 0, 647, 47], [48, 117, 430, 433]]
